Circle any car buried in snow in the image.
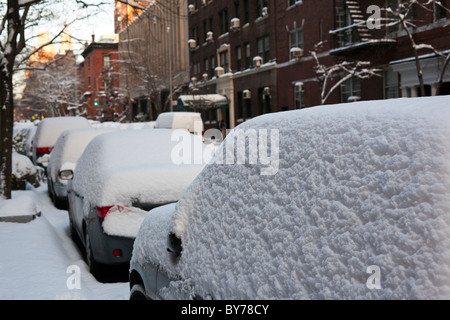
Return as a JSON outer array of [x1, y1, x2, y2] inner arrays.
[[31, 117, 91, 168], [64, 128, 213, 279], [46, 127, 118, 209], [129, 96, 450, 300]]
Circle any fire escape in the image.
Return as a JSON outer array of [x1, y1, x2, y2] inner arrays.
[[330, 0, 396, 55]]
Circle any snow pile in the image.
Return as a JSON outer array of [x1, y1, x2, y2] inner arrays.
[[12, 151, 37, 179], [0, 193, 39, 218], [134, 96, 450, 299], [72, 129, 209, 215], [155, 112, 203, 134], [102, 205, 148, 238]]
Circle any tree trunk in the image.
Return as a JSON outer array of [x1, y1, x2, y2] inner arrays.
[[0, 0, 20, 199]]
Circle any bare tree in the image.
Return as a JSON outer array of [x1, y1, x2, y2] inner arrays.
[[1, 0, 109, 199], [310, 42, 381, 105], [384, 0, 450, 96]]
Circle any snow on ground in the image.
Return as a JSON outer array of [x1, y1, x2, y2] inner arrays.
[[0, 186, 129, 300]]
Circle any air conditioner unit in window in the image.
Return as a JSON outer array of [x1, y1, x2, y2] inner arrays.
[[291, 47, 304, 58], [201, 0, 207, 6], [215, 66, 225, 77], [263, 87, 271, 96], [295, 82, 304, 93], [188, 4, 195, 13], [253, 56, 263, 68], [202, 73, 209, 81], [230, 18, 240, 31], [243, 90, 252, 100], [262, 7, 268, 17], [191, 77, 198, 85], [188, 39, 197, 50], [206, 31, 214, 42]]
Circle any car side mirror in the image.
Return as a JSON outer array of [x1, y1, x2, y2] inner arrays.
[[167, 232, 182, 264]]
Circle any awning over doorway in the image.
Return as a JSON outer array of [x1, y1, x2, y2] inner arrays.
[[177, 94, 229, 111]]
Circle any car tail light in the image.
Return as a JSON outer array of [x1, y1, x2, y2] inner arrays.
[[112, 249, 122, 257], [36, 147, 53, 153], [96, 206, 113, 218]]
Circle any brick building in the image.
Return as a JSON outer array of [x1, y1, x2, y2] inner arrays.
[[79, 36, 123, 121], [186, 0, 450, 129]]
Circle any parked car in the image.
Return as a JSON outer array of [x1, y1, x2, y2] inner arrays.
[[130, 96, 450, 300], [32, 117, 91, 168], [154, 112, 203, 135], [47, 128, 117, 209], [65, 129, 211, 278]]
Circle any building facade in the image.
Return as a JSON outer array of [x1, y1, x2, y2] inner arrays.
[[186, 0, 449, 129], [80, 36, 122, 121], [118, 0, 190, 122]]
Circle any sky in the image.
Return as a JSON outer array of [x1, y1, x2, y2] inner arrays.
[[32, 0, 116, 53]]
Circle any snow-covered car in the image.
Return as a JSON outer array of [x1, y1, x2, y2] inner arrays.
[[66, 129, 212, 278], [32, 117, 91, 168], [154, 112, 203, 135], [129, 96, 450, 300], [47, 128, 117, 209]]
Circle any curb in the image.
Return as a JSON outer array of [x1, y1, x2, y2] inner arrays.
[[0, 212, 42, 224]]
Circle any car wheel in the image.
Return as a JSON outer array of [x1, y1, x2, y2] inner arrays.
[[130, 284, 149, 300], [84, 231, 101, 277]]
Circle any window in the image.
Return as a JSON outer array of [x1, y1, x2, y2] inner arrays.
[[435, 0, 447, 21], [103, 55, 111, 68], [341, 77, 361, 103], [257, 0, 269, 18], [235, 1, 241, 20], [384, 68, 399, 99], [290, 29, 303, 58], [192, 25, 199, 43], [219, 8, 229, 35], [236, 46, 242, 71], [219, 50, 229, 72], [204, 58, 209, 75], [245, 43, 251, 68], [243, 0, 250, 24], [257, 35, 270, 63], [294, 82, 305, 109]]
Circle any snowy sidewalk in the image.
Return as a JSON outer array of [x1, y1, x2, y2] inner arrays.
[[0, 187, 129, 300]]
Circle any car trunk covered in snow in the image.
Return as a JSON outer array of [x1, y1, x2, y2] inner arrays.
[[133, 96, 450, 299], [72, 128, 210, 238]]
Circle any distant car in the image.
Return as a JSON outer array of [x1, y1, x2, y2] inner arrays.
[[154, 112, 203, 135], [32, 117, 91, 168], [65, 129, 211, 278], [47, 128, 117, 209], [130, 96, 450, 300]]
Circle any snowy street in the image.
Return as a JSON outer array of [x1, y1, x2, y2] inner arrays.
[[0, 185, 129, 300]]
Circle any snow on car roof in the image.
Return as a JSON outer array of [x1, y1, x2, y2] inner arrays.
[[136, 96, 450, 299], [33, 117, 91, 148], [72, 129, 210, 208], [47, 128, 118, 182]]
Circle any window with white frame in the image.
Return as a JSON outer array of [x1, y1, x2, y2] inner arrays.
[[219, 49, 229, 72]]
